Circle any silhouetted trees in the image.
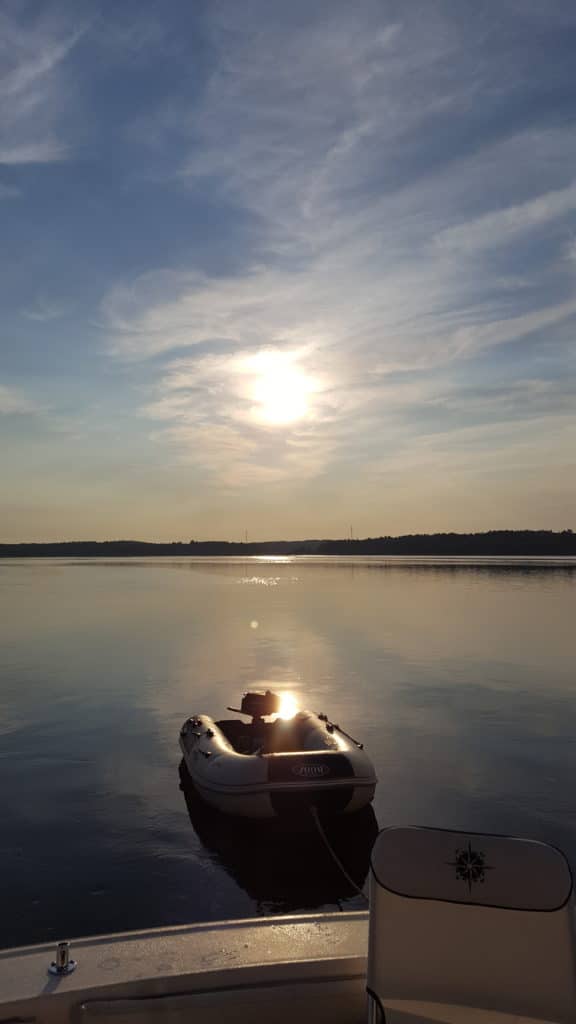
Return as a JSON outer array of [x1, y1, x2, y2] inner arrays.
[[1, 530, 575, 557]]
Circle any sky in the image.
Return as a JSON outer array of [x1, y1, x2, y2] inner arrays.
[[1, 0, 575, 542]]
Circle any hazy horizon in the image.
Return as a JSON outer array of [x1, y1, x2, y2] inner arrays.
[[2, 1, 576, 542]]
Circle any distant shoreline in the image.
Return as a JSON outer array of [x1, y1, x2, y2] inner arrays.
[[1, 530, 575, 557]]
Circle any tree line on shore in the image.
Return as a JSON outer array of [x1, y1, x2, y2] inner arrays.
[[1, 529, 575, 557]]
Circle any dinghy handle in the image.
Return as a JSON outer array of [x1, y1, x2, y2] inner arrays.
[[318, 714, 364, 750]]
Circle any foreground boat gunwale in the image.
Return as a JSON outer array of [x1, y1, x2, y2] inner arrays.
[[0, 911, 369, 1013], [0, 909, 369, 958]]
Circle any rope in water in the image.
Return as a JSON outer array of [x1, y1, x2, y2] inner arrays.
[[309, 805, 369, 904]]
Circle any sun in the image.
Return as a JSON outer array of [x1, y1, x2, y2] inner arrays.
[[277, 692, 299, 720], [250, 352, 315, 425]]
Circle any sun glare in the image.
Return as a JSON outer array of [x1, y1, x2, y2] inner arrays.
[[250, 353, 315, 425], [277, 692, 299, 720]]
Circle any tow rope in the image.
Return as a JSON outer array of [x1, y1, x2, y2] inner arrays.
[[309, 805, 369, 904]]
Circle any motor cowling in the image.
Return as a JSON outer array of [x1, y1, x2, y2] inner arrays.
[[240, 690, 281, 718]]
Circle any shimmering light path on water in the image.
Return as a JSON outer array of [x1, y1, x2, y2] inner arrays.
[[0, 557, 574, 947]]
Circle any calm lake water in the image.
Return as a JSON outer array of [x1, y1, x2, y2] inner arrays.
[[1, 556, 575, 949]]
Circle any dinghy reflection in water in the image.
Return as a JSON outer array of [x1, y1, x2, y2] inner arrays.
[[179, 690, 377, 818], [179, 760, 378, 911]]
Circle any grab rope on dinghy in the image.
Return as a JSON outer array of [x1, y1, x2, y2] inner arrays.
[[309, 805, 369, 904]]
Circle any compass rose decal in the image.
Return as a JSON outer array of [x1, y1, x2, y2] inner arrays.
[[448, 841, 493, 892]]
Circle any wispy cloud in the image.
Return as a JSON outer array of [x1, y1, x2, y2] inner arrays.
[[0, 386, 39, 416], [435, 180, 576, 254], [0, 10, 83, 166], [143, 349, 341, 486], [22, 296, 70, 322], [102, 1, 576, 486], [367, 413, 576, 484], [0, 140, 67, 165]]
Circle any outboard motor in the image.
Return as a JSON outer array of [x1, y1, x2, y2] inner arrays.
[[239, 690, 281, 719], [224, 691, 283, 754]]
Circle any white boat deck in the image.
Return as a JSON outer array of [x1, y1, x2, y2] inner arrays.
[[0, 911, 368, 1023]]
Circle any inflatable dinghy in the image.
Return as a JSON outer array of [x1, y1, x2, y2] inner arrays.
[[179, 690, 377, 819]]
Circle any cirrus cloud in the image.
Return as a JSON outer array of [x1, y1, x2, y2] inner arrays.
[[0, 8, 84, 169], [102, 0, 576, 491]]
